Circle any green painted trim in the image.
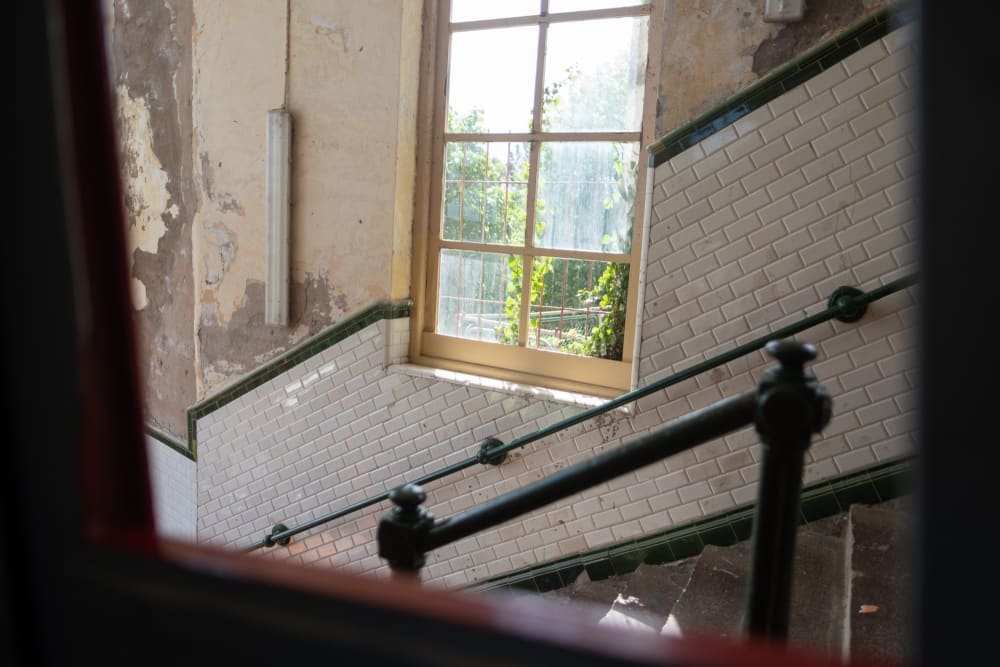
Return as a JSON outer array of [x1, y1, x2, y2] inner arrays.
[[183, 299, 412, 460], [646, 6, 916, 168], [145, 424, 194, 461], [467, 456, 915, 593]]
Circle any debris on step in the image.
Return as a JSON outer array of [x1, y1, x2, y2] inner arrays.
[[543, 558, 697, 631], [598, 593, 662, 632], [541, 570, 632, 625], [597, 558, 697, 633]]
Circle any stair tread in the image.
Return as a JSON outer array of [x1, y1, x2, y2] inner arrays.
[[848, 503, 913, 665], [667, 540, 751, 641], [541, 571, 633, 625], [599, 559, 697, 632], [666, 530, 846, 658], [622, 559, 698, 618], [524, 497, 912, 661], [786, 529, 848, 659]]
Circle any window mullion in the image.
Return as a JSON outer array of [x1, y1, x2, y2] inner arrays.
[[449, 3, 650, 33], [519, 13, 548, 348], [458, 143, 467, 241], [520, 142, 540, 348], [438, 239, 628, 263], [444, 131, 640, 143]]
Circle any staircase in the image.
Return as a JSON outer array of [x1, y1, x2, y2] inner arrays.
[[536, 498, 914, 664]]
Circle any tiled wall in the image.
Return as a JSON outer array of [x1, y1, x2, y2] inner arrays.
[[145, 435, 197, 541], [195, 25, 918, 588]]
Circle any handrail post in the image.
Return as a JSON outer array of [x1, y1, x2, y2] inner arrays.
[[377, 483, 434, 579], [744, 340, 832, 641]]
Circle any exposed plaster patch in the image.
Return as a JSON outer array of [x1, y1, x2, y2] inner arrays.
[[310, 15, 352, 52], [332, 289, 348, 312], [654, 0, 890, 138], [116, 84, 172, 255], [203, 220, 236, 286], [752, 0, 878, 76], [110, 0, 197, 441], [147, 332, 194, 399], [199, 151, 245, 215], [172, 68, 183, 134], [198, 274, 337, 394], [656, 1, 777, 136], [131, 277, 148, 310]]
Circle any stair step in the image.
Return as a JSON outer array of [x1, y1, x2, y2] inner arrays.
[[542, 571, 633, 625], [848, 503, 913, 665], [666, 530, 846, 658], [667, 540, 751, 641], [525, 497, 912, 661], [598, 559, 697, 632], [786, 529, 848, 659]]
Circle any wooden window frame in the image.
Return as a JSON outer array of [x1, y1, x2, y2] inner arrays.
[[410, 0, 662, 398]]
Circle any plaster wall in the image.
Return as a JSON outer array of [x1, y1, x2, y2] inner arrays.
[[653, 0, 894, 137], [112, 0, 897, 438], [194, 26, 918, 588], [111, 0, 197, 440], [188, 1, 420, 398]]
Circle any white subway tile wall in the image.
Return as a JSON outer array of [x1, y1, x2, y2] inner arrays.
[[194, 29, 917, 588], [145, 435, 197, 541]]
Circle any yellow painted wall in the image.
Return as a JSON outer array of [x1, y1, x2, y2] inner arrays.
[[190, 0, 420, 397]]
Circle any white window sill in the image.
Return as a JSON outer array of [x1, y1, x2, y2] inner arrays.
[[387, 363, 634, 414]]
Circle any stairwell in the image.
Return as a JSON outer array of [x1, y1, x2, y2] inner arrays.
[[535, 497, 914, 664]]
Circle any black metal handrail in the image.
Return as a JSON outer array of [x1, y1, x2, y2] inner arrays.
[[245, 274, 916, 551], [378, 340, 832, 641], [427, 392, 758, 552]]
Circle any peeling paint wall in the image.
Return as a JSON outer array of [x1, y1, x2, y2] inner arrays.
[[112, 0, 197, 440], [654, 0, 893, 137], [191, 1, 285, 396], [191, 0, 418, 397], [111, 0, 902, 426]]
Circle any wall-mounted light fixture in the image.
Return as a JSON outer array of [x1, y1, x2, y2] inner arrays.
[[265, 109, 291, 326], [764, 0, 805, 23]]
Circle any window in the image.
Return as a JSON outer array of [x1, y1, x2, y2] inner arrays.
[[411, 0, 657, 397]]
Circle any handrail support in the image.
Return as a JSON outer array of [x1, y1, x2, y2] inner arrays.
[[377, 484, 435, 576], [744, 341, 832, 640]]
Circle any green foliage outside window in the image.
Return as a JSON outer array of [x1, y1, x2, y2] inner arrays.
[[443, 56, 637, 361]]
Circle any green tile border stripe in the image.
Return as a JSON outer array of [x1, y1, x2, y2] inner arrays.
[[647, 5, 916, 168], [145, 424, 194, 461], [183, 299, 412, 461], [467, 456, 915, 593]]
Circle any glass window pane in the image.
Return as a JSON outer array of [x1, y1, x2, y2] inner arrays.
[[437, 250, 519, 344], [448, 27, 538, 134], [442, 142, 530, 245], [542, 17, 647, 132], [526, 257, 629, 361], [451, 0, 540, 23], [535, 142, 639, 253], [549, 0, 647, 12]]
